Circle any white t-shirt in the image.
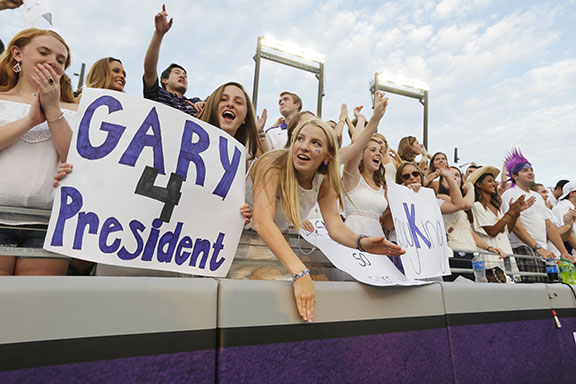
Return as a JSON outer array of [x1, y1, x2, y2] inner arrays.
[[551, 199, 576, 236], [264, 120, 288, 150], [501, 187, 551, 249]]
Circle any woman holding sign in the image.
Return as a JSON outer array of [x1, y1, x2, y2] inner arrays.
[[0, 28, 76, 276], [250, 93, 405, 323]]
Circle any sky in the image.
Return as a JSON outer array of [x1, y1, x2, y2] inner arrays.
[[1, 0, 575, 188]]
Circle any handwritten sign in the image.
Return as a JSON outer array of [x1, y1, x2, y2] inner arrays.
[[44, 89, 246, 277], [387, 183, 452, 280], [300, 219, 429, 286]]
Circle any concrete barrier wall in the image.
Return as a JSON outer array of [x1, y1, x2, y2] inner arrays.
[[0, 277, 218, 384], [0, 278, 575, 383]]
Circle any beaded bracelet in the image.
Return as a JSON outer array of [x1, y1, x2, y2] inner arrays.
[[292, 268, 310, 281]]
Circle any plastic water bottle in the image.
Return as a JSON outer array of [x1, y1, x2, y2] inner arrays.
[[558, 258, 572, 284], [472, 253, 487, 283], [569, 261, 576, 285], [546, 258, 560, 283]]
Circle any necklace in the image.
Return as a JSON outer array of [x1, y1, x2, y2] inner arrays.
[[15, 86, 36, 104]]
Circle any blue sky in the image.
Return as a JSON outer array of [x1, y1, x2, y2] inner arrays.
[[2, 0, 574, 187]]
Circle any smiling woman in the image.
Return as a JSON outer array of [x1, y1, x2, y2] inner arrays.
[[85, 57, 126, 92], [198, 82, 261, 159], [249, 118, 405, 323]]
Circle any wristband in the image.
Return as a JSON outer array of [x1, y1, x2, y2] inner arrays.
[[356, 234, 368, 252], [292, 268, 310, 281]]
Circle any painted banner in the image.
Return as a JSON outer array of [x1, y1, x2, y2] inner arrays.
[[300, 219, 429, 286], [387, 182, 452, 280], [44, 88, 246, 277]]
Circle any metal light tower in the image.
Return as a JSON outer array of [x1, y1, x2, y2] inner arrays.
[[370, 73, 430, 148], [252, 36, 325, 117]]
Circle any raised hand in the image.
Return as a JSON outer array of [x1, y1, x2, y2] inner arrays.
[[372, 91, 389, 119], [339, 104, 348, 122], [256, 108, 268, 133], [154, 4, 173, 35], [31, 63, 62, 121]]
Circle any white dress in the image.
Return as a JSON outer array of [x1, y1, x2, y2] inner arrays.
[[383, 161, 396, 186], [343, 175, 387, 237], [472, 201, 518, 270], [0, 99, 76, 225]]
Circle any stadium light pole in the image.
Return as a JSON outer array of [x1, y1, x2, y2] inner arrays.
[[370, 73, 430, 148], [252, 36, 325, 117]]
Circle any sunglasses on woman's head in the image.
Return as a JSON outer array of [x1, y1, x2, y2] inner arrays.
[[401, 171, 420, 181]]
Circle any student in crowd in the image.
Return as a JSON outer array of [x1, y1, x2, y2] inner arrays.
[[468, 166, 532, 281], [250, 116, 405, 322], [424, 151, 449, 191], [265, 91, 302, 150], [463, 163, 480, 181], [501, 149, 574, 282], [143, 4, 204, 116], [372, 133, 399, 185], [530, 183, 554, 210], [0, 28, 76, 276], [397, 136, 431, 170], [86, 57, 126, 92], [549, 179, 570, 207], [550, 181, 576, 254], [341, 92, 390, 237]]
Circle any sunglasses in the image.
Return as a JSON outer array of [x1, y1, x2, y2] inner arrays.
[[401, 171, 420, 181]]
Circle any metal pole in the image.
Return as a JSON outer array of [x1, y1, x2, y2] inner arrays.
[[422, 90, 429, 149], [76, 62, 86, 94], [252, 37, 262, 110], [316, 62, 324, 118]]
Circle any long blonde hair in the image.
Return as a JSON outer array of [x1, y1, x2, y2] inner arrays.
[[86, 57, 124, 91], [251, 118, 344, 228], [0, 28, 74, 102]]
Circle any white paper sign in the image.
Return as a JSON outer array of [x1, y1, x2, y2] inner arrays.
[[44, 89, 246, 277], [300, 219, 429, 286], [23, 0, 52, 26], [387, 183, 452, 280]]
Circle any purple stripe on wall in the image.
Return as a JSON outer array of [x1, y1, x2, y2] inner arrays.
[[448, 319, 569, 384], [0, 350, 215, 384], [217, 328, 454, 384]]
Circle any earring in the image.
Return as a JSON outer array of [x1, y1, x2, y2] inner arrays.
[[323, 160, 329, 166], [13, 63, 21, 73]]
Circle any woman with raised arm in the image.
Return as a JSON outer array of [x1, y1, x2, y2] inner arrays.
[[341, 92, 390, 237], [250, 110, 405, 322], [0, 28, 76, 276]]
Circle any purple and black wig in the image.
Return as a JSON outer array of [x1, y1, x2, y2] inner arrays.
[[504, 148, 531, 184]]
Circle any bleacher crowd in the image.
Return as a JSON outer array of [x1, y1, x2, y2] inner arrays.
[[1, 4, 575, 322]]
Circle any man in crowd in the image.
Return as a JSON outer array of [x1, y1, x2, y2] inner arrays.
[[549, 179, 570, 207], [501, 150, 574, 282], [265, 91, 302, 150], [143, 5, 204, 116], [551, 181, 576, 254], [463, 163, 480, 181]]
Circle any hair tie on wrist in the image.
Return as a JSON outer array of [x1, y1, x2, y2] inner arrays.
[[356, 234, 368, 252]]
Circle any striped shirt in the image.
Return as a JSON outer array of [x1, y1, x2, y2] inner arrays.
[[143, 77, 201, 117]]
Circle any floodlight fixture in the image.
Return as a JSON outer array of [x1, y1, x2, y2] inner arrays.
[[371, 72, 430, 148], [252, 35, 325, 117]]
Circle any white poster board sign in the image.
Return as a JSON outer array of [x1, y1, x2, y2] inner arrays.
[[387, 182, 452, 280], [300, 219, 429, 286], [44, 89, 246, 277]]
